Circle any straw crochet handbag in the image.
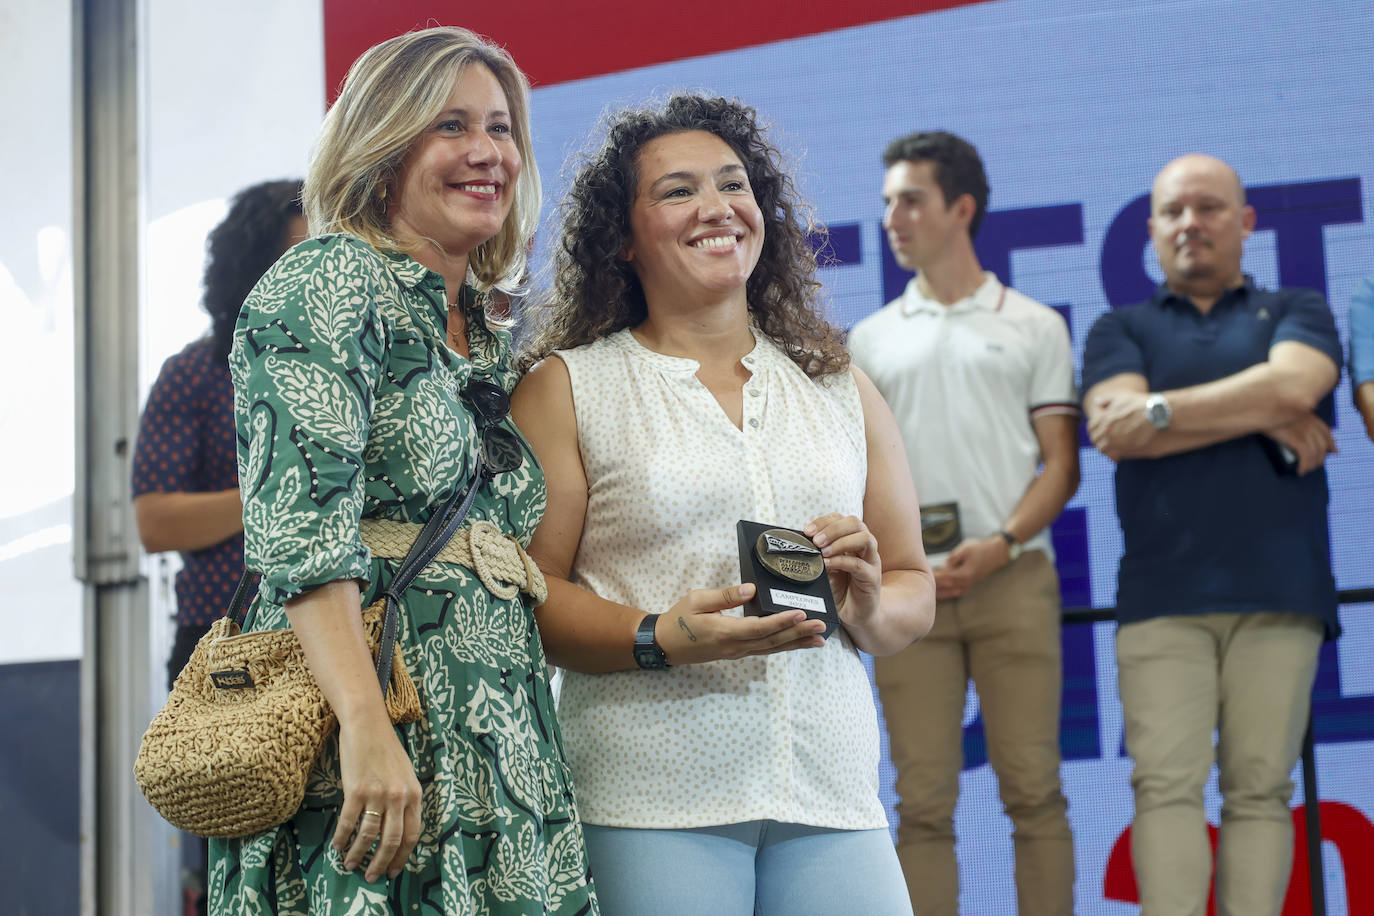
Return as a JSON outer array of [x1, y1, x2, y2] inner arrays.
[[134, 478, 478, 839]]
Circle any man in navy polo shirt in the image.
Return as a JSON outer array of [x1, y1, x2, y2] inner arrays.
[[1082, 153, 1342, 916]]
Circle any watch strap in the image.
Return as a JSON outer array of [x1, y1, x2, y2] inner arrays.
[[633, 613, 670, 669], [997, 529, 1023, 561]]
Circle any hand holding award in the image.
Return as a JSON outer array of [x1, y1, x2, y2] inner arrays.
[[738, 513, 883, 640], [738, 520, 839, 637]]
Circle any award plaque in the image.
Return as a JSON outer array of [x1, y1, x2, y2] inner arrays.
[[919, 501, 962, 554], [736, 520, 840, 639]]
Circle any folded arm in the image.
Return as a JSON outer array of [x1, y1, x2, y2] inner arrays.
[[1085, 340, 1339, 462], [1166, 340, 1338, 433]]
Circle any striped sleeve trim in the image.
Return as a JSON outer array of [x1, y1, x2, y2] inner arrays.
[[1029, 401, 1082, 419]]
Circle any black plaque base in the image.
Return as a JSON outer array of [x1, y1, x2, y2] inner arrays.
[[737, 519, 840, 639]]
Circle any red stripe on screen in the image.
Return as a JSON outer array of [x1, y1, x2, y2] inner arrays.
[[323, 0, 992, 97]]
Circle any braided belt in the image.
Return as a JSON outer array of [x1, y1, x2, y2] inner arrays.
[[359, 518, 547, 604]]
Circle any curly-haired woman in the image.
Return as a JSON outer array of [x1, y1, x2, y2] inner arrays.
[[514, 94, 935, 915]]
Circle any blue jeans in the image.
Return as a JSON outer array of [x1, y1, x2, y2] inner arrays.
[[582, 821, 912, 916]]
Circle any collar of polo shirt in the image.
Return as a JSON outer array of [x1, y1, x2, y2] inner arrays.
[[901, 271, 1005, 317]]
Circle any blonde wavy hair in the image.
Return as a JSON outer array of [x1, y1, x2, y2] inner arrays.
[[304, 26, 540, 293]]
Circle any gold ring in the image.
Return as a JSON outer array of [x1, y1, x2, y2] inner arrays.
[[362, 809, 383, 819]]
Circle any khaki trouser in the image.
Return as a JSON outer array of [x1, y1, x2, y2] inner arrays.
[[874, 550, 1074, 916], [1116, 612, 1323, 916]]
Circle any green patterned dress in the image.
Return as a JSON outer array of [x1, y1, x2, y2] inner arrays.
[[212, 234, 598, 915]]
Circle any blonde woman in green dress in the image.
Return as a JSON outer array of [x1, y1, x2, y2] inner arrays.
[[214, 27, 598, 915]]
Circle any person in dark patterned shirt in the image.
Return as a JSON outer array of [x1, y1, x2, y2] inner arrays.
[[131, 178, 305, 916], [133, 178, 306, 686]]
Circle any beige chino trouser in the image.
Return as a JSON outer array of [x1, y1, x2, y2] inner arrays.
[[1116, 611, 1323, 916], [874, 550, 1075, 916]]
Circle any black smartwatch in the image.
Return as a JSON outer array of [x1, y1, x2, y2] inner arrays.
[[633, 613, 670, 670]]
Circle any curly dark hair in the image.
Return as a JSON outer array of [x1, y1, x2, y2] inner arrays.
[[883, 131, 990, 238], [203, 180, 305, 359], [519, 94, 848, 379]]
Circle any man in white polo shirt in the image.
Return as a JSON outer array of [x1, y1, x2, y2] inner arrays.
[[848, 130, 1081, 916]]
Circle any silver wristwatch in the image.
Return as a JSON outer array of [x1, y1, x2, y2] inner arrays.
[[1144, 393, 1172, 431]]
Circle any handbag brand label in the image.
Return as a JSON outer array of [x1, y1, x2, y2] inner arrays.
[[210, 669, 255, 690]]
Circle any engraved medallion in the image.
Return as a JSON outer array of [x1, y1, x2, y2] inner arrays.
[[755, 528, 824, 583]]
